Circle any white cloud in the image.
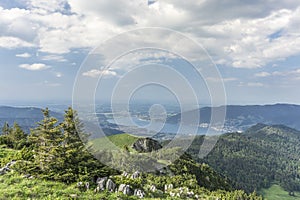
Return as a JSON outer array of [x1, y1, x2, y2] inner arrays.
[[55, 72, 63, 77], [41, 54, 67, 62], [255, 72, 271, 77], [0, 1, 300, 69], [19, 63, 51, 71], [82, 69, 117, 78], [0, 36, 34, 49], [247, 82, 264, 87], [16, 52, 31, 58], [207, 77, 237, 83]]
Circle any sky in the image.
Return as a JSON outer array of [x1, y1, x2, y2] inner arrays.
[[1, 0, 300, 106]]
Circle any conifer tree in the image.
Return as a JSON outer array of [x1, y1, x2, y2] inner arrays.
[[30, 108, 62, 176]]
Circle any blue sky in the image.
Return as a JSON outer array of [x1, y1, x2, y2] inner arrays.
[[1, 0, 300, 105]]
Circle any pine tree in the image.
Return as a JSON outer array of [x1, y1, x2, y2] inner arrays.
[[1, 122, 11, 135], [29, 108, 62, 176]]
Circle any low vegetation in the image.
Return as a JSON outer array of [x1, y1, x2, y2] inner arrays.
[[0, 107, 263, 199]]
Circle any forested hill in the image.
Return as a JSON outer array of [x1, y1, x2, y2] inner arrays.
[[0, 106, 63, 133], [0, 107, 262, 199], [187, 123, 300, 195], [167, 104, 300, 131]]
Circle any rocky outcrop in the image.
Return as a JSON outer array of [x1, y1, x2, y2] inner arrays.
[[0, 160, 16, 175], [134, 189, 145, 198], [95, 177, 108, 192], [131, 171, 140, 179], [118, 184, 132, 195], [132, 138, 162, 153], [106, 179, 116, 192], [77, 182, 89, 192]]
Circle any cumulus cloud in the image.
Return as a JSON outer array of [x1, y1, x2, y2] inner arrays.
[[82, 69, 118, 78], [16, 52, 31, 58], [19, 63, 51, 71], [0, 36, 34, 49], [255, 72, 271, 77], [0, 0, 300, 69]]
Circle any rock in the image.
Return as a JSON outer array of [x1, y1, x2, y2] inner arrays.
[[132, 137, 162, 153], [122, 171, 129, 177], [85, 182, 90, 190], [0, 160, 17, 175], [77, 182, 86, 192], [118, 184, 126, 192], [95, 177, 108, 192], [70, 194, 78, 199], [106, 179, 116, 192], [164, 184, 173, 192], [123, 185, 131, 195], [131, 171, 140, 179], [22, 174, 33, 179], [134, 189, 145, 198], [118, 184, 132, 195], [150, 185, 156, 192]]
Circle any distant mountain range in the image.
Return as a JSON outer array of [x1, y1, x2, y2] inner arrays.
[[0, 106, 63, 133], [0, 106, 123, 136], [167, 103, 300, 132]]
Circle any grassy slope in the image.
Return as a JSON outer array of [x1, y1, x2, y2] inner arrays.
[[260, 184, 300, 200], [0, 172, 174, 200], [0, 145, 19, 166], [91, 133, 139, 151]]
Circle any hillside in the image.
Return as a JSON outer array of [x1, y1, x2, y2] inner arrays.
[[167, 104, 300, 131], [187, 124, 300, 195], [0, 106, 63, 133], [0, 107, 262, 199]]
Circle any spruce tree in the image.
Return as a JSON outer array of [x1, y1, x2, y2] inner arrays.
[[29, 108, 62, 178]]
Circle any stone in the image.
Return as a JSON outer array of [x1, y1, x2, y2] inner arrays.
[[122, 171, 128, 177], [106, 179, 116, 192], [131, 171, 140, 179], [118, 184, 126, 192], [134, 189, 145, 198], [164, 184, 173, 192], [85, 182, 90, 190], [132, 138, 162, 153], [123, 185, 131, 195], [95, 177, 108, 192], [150, 185, 156, 192]]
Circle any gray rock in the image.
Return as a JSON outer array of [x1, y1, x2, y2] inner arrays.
[[123, 185, 131, 195], [150, 185, 156, 192], [131, 171, 140, 179], [164, 184, 173, 192], [106, 179, 116, 192], [122, 171, 129, 177], [95, 177, 108, 192], [134, 189, 145, 198], [118, 184, 132, 195], [132, 138, 162, 153], [118, 184, 127, 192]]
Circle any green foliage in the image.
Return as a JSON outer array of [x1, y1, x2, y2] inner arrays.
[[187, 124, 300, 193], [0, 122, 27, 149], [260, 184, 300, 200], [0, 107, 264, 199]]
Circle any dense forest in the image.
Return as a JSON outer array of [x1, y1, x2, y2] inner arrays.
[[0, 107, 262, 199], [187, 123, 300, 196]]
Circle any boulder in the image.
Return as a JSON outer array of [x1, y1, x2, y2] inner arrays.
[[95, 177, 108, 192], [123, 185, 131, 195], [134, 189, 145, 198], [118, 184, 126, 192], [131, 171, 140, 179], [132, 137, 162, 153], [150, 185, 156, 192], [164, 184, 173, 192], [106, 179, 116, 192]]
